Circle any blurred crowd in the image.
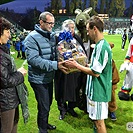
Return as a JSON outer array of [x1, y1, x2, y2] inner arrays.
[[6, 29, 29, 60]]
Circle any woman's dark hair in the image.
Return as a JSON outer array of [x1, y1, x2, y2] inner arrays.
[[0, 17, 11, 37]]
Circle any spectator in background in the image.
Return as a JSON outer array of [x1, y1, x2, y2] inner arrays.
[[15, 37, 21, 58], [6, 39, 11, 49], [121, 29, 127, 50], [6, 39, 16, 55], [21, 39, 26, 60], [128, 28, 133, 42], [11, 32, 17, 46], [19, 32, 26, 60]]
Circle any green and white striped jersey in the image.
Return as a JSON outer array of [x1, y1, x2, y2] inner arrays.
[[86, 39, 112, 102]]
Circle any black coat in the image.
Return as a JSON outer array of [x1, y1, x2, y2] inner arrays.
[[54, 34, 87, 103], [0, 45, 24, 112]]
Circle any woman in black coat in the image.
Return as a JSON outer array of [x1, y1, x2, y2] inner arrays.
[[54, 19, 87, 120], [0, 17, 27, 133]]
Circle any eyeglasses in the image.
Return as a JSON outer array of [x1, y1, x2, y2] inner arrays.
[[42, 20, 55, 25]]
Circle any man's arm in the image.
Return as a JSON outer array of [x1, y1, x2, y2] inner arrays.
[[65, 59, 99, 77], [58, 61, 69, 74]]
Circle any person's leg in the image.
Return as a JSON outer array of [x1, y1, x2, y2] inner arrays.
[[17, 51, 21, 58], [17, 51, 19, 58], [94, 120, 107, 133], [121, 40, 123, 49], [67, 102, 78, 117], [108, 89, 117, 120], [123, 41, 126, 49], [87, 98, 108, 133], [108, 89, 117, 112], [21, 52, 26, 59], [58, 101, 67, 112], [122, 40, 126, 50], [1, 109, 15, 133], [30, 82, 50, 133], [21, 52, 24, 59], [68, 101, 76, 109], [11, 107, 19, 133], [123, 63, 133, 90], [47, 82, 56, 129], [57, 101, 67, 120], [23, 52, 26, 59], [47, 82, 53, 107], [119, 63, 133, 100]]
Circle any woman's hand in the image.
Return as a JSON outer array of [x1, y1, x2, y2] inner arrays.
[[18, 67, 27, 76]]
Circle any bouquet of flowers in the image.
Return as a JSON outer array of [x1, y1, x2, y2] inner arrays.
[[57, 30, 88, 73]]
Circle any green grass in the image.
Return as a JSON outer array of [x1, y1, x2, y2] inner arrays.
[[11, 34, 133, 133]]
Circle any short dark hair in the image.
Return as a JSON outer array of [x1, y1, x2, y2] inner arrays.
[[87, 15, 104, 32], [0, 17, 11, 37]]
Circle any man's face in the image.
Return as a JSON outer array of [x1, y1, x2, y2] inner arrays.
[[40, 15, 55, 32], [86, 23, 95, 41], [0, 29, 10, 44]]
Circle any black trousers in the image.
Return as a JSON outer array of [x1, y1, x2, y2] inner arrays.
[[17, 51, 21, 58], [30, 82, 53, 133], [122, 40, 126, 49], [57, 100, 76, 113]]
